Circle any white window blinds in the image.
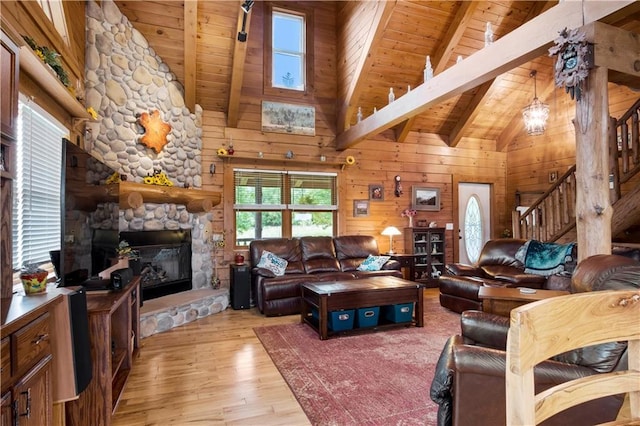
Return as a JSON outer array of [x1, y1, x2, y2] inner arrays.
[[233, 169, 337, 210], [12, 96, 65, 269]]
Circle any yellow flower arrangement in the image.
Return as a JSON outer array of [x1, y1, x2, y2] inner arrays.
[[345, 155, 356, 165], [105, 172, 121, 184], [217, 147, 228, 156], [87, 107, 98, 120]]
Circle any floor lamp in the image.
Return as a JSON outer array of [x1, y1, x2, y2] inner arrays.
[[381, 226, 401, 254]]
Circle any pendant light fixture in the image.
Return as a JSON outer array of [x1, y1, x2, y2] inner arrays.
[[522, 70, 549, 136]]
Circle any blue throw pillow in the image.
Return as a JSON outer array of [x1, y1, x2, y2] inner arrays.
[[357, 254, 391, 272], [256, 250, 288, 276]]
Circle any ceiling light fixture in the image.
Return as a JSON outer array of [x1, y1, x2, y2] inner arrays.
[[521, 70, 549, 136]]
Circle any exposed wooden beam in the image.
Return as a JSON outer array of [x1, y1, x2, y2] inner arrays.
[[393, 118, 413, 142], [184, 0, 198, 111], [336, 1, 396, 132], [228, 2, 252, 128], [432, 1, 478, 76], [396, 1, 477, 143], [584, 21, 640, 87], [335, 1, 633, 151], [448, 79, 496, 147], [498, 19, 640, 151], [459, 1, 554, 149]]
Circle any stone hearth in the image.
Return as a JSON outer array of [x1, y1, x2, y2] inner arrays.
[[140, 288, 229, 338]]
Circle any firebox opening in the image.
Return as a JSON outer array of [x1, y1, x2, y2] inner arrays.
[[119, 230, 192, 301]]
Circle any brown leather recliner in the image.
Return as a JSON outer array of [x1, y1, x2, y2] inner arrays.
[[438, 239, 576, 313], [429, 254, 640, 426]]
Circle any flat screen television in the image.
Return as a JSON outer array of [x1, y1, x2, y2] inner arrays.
[[55, 138, 120, 286]]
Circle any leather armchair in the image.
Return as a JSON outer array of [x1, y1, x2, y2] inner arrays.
[[438, 239, 574, 313], [430, 254, 640, 426]]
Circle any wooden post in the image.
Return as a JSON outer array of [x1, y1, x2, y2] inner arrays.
[[574, 66, 612, 261]]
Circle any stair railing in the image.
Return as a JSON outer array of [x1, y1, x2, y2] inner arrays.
[[513, 97, 640, 242], [512, 165, 577, 241], [609, 97, 640, 204]]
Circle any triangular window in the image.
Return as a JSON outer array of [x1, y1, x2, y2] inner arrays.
[[37, 0, 70, 46]]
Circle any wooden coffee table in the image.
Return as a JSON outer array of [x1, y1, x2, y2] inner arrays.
[[478, 286, 569, 317], [301, 276, 424, 340]]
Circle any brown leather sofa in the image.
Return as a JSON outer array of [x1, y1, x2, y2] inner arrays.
[[438, 239, 576, 313], [249, 235, 402, 316], [429, 254, 640, 426]]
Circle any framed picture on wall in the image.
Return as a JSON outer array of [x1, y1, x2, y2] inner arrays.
[[412, 186, 440, 211], [369, 184, 384, 201], [353, 200, 370, 217]]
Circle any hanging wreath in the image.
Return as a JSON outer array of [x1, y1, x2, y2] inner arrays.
[[548, 27, 593, 101]]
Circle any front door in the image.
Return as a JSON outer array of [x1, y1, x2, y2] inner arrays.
[[457, 183, 491, 265]]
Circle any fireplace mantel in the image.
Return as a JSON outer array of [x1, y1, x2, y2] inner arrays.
[[119, 181, 221, 213]]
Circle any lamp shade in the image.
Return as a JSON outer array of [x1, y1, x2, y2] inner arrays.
[[381, 226, 402, 254], [381, 226, 401, 236]]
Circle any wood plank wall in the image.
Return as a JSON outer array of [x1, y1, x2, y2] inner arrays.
[[201, 112, 507, 266], [196, 0, 508, 267], [506, 83, 640, 213]]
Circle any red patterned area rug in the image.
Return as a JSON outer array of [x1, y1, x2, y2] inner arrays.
[[254, 298, 460, 426]]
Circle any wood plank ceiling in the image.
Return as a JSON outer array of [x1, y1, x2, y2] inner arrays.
[[115, 1, 640, 151]]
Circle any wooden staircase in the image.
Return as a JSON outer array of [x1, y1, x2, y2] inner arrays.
[[513, 98, 640, 243]]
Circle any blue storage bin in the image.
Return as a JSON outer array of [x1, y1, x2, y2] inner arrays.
[[355, 306, 380, 328], [328, 309, 355, 331], [382, 303, 414, 323]]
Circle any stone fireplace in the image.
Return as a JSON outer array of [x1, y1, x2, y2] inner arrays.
[[85, 0, 229, 338]]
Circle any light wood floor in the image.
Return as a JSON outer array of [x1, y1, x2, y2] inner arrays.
[[112, 288, 440, 425], [111, 288, 632, 425]]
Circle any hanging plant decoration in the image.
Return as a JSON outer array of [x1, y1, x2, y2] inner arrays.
[[548, 27, 594, 101], [22, 35, 70, 88]]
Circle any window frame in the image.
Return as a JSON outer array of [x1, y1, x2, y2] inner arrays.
[[37, 0, 71, 47], [264, 2, 314, 99], [12, 94, 66, 288], [232, 168, 337, 247]]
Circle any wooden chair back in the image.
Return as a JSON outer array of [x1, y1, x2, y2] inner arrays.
[[505, 290, 640, 425]]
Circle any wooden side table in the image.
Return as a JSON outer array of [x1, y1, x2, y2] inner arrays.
[[478, 287, 569, 317], [386, 253, 420, 282]]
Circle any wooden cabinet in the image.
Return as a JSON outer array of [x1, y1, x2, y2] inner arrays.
[[12, 355, 52, 426], [404, 227, 447, 286], [65, 278, 140, 426], [1, 308, 56, 426], [1, 29, 19, 299], [1, 391, 11, 426], [1, 30, 19, 144]]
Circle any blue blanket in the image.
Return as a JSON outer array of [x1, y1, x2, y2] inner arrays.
[[517, 240, 576, 276]]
